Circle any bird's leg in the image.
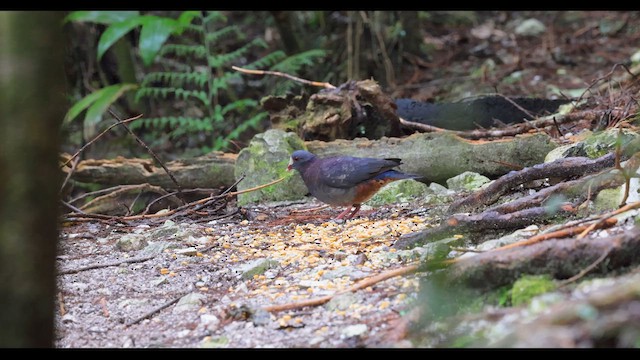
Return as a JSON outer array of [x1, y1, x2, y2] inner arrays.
[[344, 204, 361, 219], [335, 207, 353, 220]]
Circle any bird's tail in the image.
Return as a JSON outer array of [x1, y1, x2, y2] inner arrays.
[[374, 170, 423, 182]]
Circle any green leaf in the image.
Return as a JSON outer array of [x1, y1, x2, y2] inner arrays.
[[97, 17, 144, 61], [64, 88, 109, 125], [82, 83, 138, 138], [139, 16, 179, 66], [177, 11, 201, 26], [64, 11, 140, 24]]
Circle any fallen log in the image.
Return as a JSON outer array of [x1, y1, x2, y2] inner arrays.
[[448, 225, 640, 290], [63, 132, 557, 188], [63, 151, 237, 189]]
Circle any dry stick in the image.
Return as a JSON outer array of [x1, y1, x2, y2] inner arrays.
[[58, 292, 66, 316], [557, 247, 612, 288], [399, 110, 604, 140], [140, 187, 223, 216], [588, 63, 640, 102], [615, 127, 632, 207], [61, 200, 119, 220], [99, 297, 110, 317], [222, 176, 286, 197], [125, 293, 186, 327], [231, 65, 336, 89], [290, 204, 330, 214], [264, 263, 419, 313], [59, 156, 79, 194], [57, 254, 156, 275], [493, 93, 537, 120], [107, 109, 185, 204], [63, 176, 280, 223], [577, 201, 640, 240], [68, 184, 132, 205], [60, 114, 144, 168], [488, 217, 618, 253]]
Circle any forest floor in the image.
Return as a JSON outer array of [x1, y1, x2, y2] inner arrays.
[[56, 11, 640, 348]]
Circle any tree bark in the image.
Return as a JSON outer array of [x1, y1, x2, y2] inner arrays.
[[0, 11, 66, 347]]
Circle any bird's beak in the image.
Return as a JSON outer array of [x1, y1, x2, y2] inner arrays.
[[287, 158, 293, 171]]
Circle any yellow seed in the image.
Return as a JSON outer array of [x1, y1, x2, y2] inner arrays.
[[282, 314, 292, 322], [379, 301, 390, 310], [160, 268, 170, 275]]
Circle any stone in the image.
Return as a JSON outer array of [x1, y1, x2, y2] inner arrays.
[[514, 18, 546, 37], [115, 234, 148, 252], [234, 129, 308, 206], [366, 179, 429, 206], [446, 171, 491, 191], [233, 258, 280, 280]]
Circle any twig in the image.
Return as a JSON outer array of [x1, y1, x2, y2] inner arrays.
[[489, 217, 618, 253], [400, 110, 611, 140], [98, 297, 110, 317], [263, 264, 419, 313], [68, 184, 132, 205], [57, 255, 156, 275], [61, 200, 120, 220], [232, 65, 336, 89], [140, 188, 222, 216], [577, 201, 640, 239], [223, 176, 287, 197], [60, 114, 144, 168], [493, 93, 537, 120], [125, 293, 185, 326], [108, 109, 185, 204], [58, 292, 66, 316], [289, 204, 330, 214], [557, 247, 612, 288], [59, 156, 80, 194]]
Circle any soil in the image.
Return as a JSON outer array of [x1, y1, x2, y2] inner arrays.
[[55, 11, 640, 348], [56, 200, 433, 348]]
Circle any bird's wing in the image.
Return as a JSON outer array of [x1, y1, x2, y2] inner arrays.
[[317, 157, 401, 188]]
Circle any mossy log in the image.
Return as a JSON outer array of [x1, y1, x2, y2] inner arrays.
[[65, 132, 557, 189], [64, 152, 237, 189]]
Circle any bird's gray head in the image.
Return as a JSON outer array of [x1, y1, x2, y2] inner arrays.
[[287, 150, 316, 173]]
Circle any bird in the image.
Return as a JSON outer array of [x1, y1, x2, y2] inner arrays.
[[287, 150, 421, 220]]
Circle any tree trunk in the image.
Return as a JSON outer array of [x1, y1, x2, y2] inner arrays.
[[0, 11, 66, 347]]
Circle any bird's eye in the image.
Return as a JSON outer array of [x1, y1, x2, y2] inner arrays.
[[293, 157, 299, 161]]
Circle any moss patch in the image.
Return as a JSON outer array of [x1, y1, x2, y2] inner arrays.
[[511, 274, 557, 307]]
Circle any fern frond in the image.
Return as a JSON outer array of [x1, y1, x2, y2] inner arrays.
[[205, 25, 241, 45], [271, 49, 327, 73], [245, 50, 287, 70], [208, 38, 267, 68], [202, 11, 226, 25], [210, 72, 242, 97], [160, 44, 207, 59], [184, 24, 205, 35], [135, 87, 210, 106], [221, 99, 258, 116], [141, 71, 208, 89], [212, 112, 267, 151]]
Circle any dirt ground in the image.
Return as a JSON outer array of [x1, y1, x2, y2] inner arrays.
[[55, 11, 640, 348], [56, 200, 434, 348]]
